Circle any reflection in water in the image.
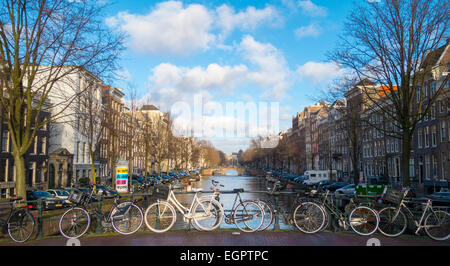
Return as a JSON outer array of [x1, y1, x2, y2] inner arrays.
[[171, 175, 296, 230]]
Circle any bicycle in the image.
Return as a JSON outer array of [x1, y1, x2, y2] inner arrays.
[[0, 195, 35, 242], [144, 183, 224, 233], [377, 188, 449, 241], [59, 185, 143, 239], [300, 190, 380, 236], [211, 180, 264, 233], [255, 182, 326, 233]]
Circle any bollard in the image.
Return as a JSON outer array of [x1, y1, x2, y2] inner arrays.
[[36, 199, 43, 238], [273, 194, 280, 231], [96, 196, 103, 233]]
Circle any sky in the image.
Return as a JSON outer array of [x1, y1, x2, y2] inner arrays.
[[102, 0, 357, 154]]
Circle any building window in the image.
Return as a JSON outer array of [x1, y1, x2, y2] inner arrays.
[[424, 126, 430, 148], [441, 121, 447, 142], [76, 141, 80, 163], [432, 155, 438, 179], [0, 159, 6, 182], [33, 136, 38, 154], [409, 159, 415, 178], [41, 137, 47, 155], [441, 153, 447, 181], [2, 130, 9, 152], [425, 155, 430, 179], [418, 129, 423, 148], [432, 125, 437, 147]]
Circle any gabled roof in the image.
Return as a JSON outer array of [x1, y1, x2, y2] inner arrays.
[[141, 105, 159, 111], [420, 42, 448, 68]]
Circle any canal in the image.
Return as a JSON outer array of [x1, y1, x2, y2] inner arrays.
[[172, 171, 297, 230]]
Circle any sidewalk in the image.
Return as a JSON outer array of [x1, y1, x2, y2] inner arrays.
[[2, 230, 449, 246]]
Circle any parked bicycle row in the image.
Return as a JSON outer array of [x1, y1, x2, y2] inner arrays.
[[2, 177, 449, 243], [58, 178, 450, 241]]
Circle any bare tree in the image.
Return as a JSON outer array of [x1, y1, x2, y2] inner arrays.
[[330, 0, 449, 186], [0, 0, 123, 199], [74, 77, 104, 190]]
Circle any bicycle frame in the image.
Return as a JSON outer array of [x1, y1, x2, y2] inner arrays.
[[164, 189, 216, 221], [394, 197, 440, 235]]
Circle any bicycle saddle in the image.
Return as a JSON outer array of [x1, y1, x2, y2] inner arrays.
[[233, 188, 244, 193], [9, 196, 22, 202]]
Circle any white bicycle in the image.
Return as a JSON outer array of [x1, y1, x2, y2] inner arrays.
[[144, 184, 224, 233]]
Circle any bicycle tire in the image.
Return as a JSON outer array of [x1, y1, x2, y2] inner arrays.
[[255, 200, 274, 231], [319, 206, 331, 232], [233, 201, 264, 233], [293, 201, 325, 234], [192, 198, 224, 231], [377, 207, 407, 237], [59, 207, 90, 239], [348, 206, 379, 236], [424, 210, 450, 241], [7, 210, 35, 243], [144, 201, 176, 233], [111, 202, 144, 235]]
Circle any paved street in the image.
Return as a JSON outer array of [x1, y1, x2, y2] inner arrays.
[[2, 230, 448, 246]]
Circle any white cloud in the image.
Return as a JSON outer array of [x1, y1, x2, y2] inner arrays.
[[106, 1, 282, 55], [215, 5, 281, 42], [115, 68, 131, 81], [106, 1, 215, 55], [294, 23, 321, 39], [297, 0, 327, 17], [146, 62, 248, 110], [238, 35, 291, 99], [296, 61, 345, 84]]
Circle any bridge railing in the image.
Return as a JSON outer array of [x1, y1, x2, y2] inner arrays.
[[0, 187, 303, 242]]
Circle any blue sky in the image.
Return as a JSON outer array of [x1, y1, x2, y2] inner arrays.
[[103, 0, 356, 154]]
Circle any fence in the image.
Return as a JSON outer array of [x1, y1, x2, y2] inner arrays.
[[0, 187, 305, 242]]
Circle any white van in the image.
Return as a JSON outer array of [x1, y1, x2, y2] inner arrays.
[[303, 170, 337, 185]]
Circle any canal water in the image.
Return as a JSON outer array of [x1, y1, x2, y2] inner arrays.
[[172, 171, 297, 231]]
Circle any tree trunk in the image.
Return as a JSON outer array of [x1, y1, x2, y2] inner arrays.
[[13, 152, 26, 200], [402, 130, 412, 187], [90, 149, 97, 192]]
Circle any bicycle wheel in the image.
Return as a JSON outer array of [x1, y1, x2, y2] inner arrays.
[[144, 201, 176, 233], [377, 207, 407, 237], [424, 210, 450, 241], [348, 206, 379, 236], [293, 201, 325, 234], [320, 206, 331, 232], [7, 210, 35, 243], [193, 198, 224, 231], [59, 207, 90, 239], [233, 201, 264, 233], [255, 200, 274, 231], [111, 202, 144, 235]]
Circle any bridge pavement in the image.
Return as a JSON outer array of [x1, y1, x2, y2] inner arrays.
[[2, 230, 448, 246]]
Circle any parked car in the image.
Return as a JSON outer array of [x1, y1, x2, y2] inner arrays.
[[79, 187, 98, 202], [335, 184, 356, 196], [323, 182, 349, 192], [427, 192, 450, 207], [310, 180, 330, 189], [95, 185, 119, 198], [27, 190, 66, 210], [47, 189, 71, 205]]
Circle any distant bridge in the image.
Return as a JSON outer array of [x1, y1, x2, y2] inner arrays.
[[200, 168, 264, 177], [201, 167, 246, 176]]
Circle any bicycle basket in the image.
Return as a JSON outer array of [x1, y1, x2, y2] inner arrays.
[[152, 184, 169, 200], [68, 188, 84, 204], [383, 189, 404, 205]]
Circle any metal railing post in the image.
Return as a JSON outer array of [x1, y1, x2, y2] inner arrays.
[[36, 199, 43, 238], [96, 196, 103, 233], [273, 194, 280, 231]]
